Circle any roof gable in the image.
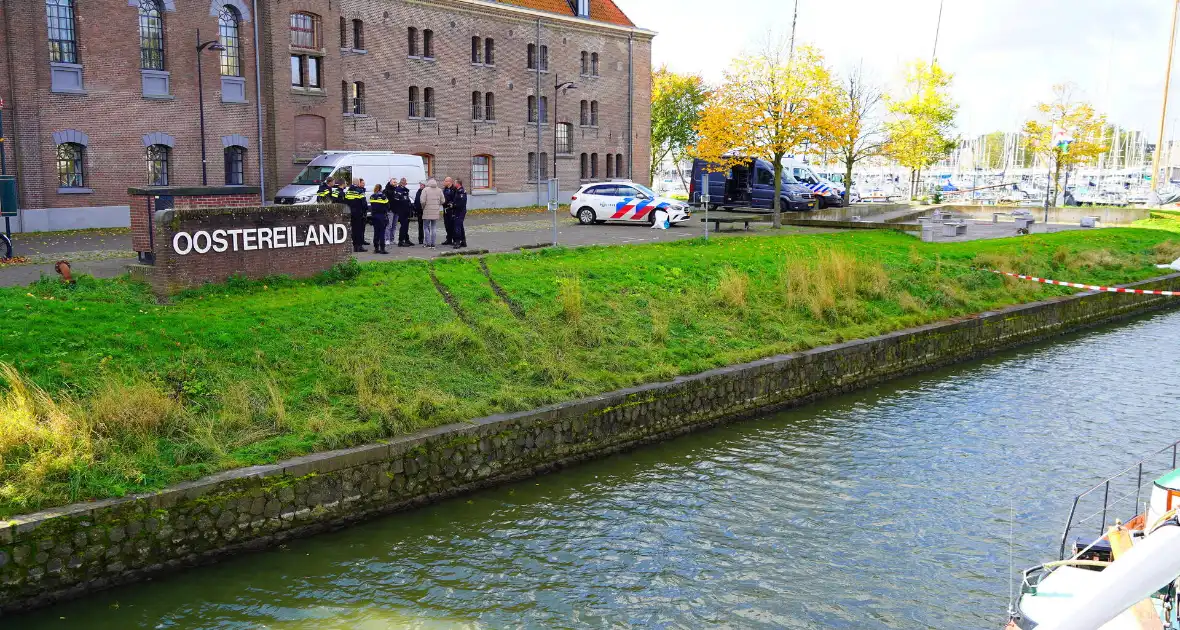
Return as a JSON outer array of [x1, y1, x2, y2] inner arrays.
[[494, 0, 636, 27]]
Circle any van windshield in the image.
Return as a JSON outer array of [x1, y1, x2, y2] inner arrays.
[[292, 165, 336, 186]]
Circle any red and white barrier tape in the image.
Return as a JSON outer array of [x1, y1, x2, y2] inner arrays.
[[990, 270, 1180, 296]]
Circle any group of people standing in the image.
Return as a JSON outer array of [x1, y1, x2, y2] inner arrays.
[[316, 176, 469, 254]]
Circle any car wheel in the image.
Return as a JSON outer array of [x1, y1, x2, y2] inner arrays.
[[577, 207, 597, 225]]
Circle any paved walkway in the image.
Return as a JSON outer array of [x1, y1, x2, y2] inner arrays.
[[0, 211, 830, 288]]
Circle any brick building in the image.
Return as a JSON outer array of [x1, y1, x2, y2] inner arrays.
[[0, 0, 652, 230]]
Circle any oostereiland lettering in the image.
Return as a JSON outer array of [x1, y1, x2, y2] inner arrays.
[[172, 224, 350, 255]]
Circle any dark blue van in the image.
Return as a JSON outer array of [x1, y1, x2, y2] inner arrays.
[[689, 158, 818, 211]]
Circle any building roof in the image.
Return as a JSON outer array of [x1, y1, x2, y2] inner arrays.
[[495, 0, 637, 27]]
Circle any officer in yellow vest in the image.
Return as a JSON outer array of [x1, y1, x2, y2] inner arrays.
[[368, 184, 390, 255]]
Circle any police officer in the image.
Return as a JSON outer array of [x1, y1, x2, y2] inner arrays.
[[368, 184, 390, 255], [441, 176, 456, 246], [414, 182, 426, 245], [317, 177, 336, 203], [451, 178, 468, 249], [344, 179, 369, 252], [388, 178, 412, 247]]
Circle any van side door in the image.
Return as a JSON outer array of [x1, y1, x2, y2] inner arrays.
[[751, 165, 775, 209]]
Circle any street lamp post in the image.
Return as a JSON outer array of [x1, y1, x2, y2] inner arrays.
[[196, 29, 227, 186], [552, 77, 576, 181]]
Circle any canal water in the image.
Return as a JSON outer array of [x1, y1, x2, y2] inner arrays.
[[16, 311, 1180, 629]]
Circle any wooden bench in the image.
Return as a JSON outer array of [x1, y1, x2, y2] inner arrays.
[[702, 217, 755, 232]]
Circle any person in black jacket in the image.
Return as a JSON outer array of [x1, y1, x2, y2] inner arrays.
[[414, 182, 425, 245], [389, 178, 413, 247], [316, 177, 336, 203], [368, 184, 390, 255], [344, 179, 369, 252], [441, 177, 456, 246], [451, 179, 468, 249], [381, 179, 398, 247]]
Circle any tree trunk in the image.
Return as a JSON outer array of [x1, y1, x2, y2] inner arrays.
[[673, 151, 689, 192], [772, 151, 784, 229], [844, 156, 854, 206], [1051, 158, 1063, 209]]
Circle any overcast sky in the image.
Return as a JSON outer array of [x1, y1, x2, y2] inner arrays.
[[615, 0, 1176, 138]]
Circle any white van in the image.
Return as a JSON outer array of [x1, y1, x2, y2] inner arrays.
[[274, 151, 427, 205]]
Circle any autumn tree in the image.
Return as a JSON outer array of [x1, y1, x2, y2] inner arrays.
[[692, 43, 839, 228], [884, 61, 958, 198], [650, 67, 709, 188], [829, 66, 885, 205], [1022, 84, 1108, 206]]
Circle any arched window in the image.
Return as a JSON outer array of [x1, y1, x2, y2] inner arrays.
[[224, 146, 246, 185], [408, 86, 420, 118], [528, 95, 537, 123], [218, 6, 241, 77], [471, 36, 482, 64], [580, 153, 588, 180], [352, 19, 364, 50], [138, 0, 165, 70], [423, 29, 434, 58], [484, 92, 495, 121], [606, 153, 614, 179], [616, 154, 625, 179], [423, 87, 435, 118], [147, 144, 170, 186], [471, 91, 483, 121], [46, 0, 79, 64], [408, 27, 418, 56], [580, 100, 589, 126], [290, 12, 319, 48], [471, 155, 492, 189], [591, 52, 600, 76], [416, 153, 434, 178], [539, 45, 548, 71], [484, 38, 495, 65], [351, 81, 365, 114], [580, 51, 588, 75], [56, 143, 85, 188], [590, 100, 599, 126], [590, 153, 598, 179], [527, 43, 537, 70]]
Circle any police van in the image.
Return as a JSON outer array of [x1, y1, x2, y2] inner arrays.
[[688, 158, 818, 211], [782, 158, 847, 208], [274, 152, 427, 204]]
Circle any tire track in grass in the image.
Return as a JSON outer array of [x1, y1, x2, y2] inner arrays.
[[479, 257, 525, 320], [428, 262, 474, 327]]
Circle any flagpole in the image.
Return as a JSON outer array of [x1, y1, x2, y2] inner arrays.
[[1151, 0, 1180, 201]]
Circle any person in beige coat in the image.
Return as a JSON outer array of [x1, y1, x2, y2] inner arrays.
[[419, 179, 445, 248]]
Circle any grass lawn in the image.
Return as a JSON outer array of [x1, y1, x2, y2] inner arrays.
[[2, 228, 1179, 516]]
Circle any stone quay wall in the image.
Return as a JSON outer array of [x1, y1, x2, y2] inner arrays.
[[3, 274, 1180, 613]]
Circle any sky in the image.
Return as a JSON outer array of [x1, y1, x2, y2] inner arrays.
[[613, 0, 1177, 139]]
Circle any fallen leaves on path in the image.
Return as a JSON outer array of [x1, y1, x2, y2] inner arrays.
[[0, 257, 30, 266]]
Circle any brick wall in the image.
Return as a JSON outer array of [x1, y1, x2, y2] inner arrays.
[[147, 203, 351, 294], [130, 188, 264, 254], [1, 0, 652, 213]]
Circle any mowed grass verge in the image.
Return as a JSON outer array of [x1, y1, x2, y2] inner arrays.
[[2, 228, 1180, 516]]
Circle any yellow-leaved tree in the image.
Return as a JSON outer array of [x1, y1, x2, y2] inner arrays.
[[1022, 84, 1107, 207], [691, 43, 840, 228], [884, 61, 958, 198]]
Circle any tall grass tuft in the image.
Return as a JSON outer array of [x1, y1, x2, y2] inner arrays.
[[780, 249, 891, 320], [556, 274, 584, 323], [717, 267, 749, 309]]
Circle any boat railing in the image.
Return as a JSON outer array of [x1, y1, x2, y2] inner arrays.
[[1058, 439, 1180, 560]]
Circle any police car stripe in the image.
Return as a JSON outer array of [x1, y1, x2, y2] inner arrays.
[[633, 200, 667, 220], [612, 199, 638, 219]]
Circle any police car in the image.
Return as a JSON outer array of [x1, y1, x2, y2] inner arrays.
[[570, 181, 692, 226]]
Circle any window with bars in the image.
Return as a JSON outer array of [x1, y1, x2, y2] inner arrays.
[[423, 87, 435, 118], [540, 45, 548, 71], [56, 143, 85, 188], [528, 153, 537, 182], [138, 0, 165, 70], [580, 51, 589, 76], [540, 96, 548, 123], [580, 100, 589, 126], [528, 96, 537, 123], [484, 38, 495, 65], [471, 155, 492, 189], [580, 153, 588, 180], [485, 93, 495, 121], [540, 153, 548, 180], [224, 146, 245, 185], [423, 29, 434, 58], [471, 37, 482, 64], [591, 52, 600, 76], [471, 91, 483, 121], [590, 100, 599, 126], [351, 82, 365, 114], [557, 123, 572, 154], [527, 43, 536, 70], [290, 13, 319, 49], [408, 86, 420, 118], [352, 19, 364, 50], [147, 145, 170, 186], [218, 6, 241, 77], [46, 0, 78, 64], [408, 27, 419, 56], [590, 153, 598, 179]]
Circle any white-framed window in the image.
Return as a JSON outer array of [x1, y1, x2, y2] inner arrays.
[[471, 155, 492, 189]]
